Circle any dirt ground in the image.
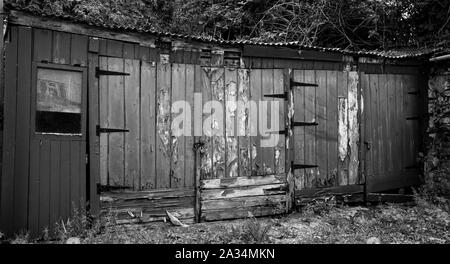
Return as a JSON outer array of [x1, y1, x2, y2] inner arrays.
[[76, 202, 450, 244]]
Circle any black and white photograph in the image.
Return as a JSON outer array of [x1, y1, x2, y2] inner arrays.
[[0, 0, 449, 252]]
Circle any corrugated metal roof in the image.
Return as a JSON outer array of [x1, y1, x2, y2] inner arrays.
[[6, 4, 442, 60]]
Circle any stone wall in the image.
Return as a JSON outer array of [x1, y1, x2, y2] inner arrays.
[[425, 62, 450, 199]]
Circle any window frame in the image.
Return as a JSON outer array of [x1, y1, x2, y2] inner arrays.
[[31, 62, 87, 141]]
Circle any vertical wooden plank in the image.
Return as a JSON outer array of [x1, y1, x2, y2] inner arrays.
[[347, 71, 360, 185], [38, 141, 51, 232], [261, 69, 275, 175], [211, 67, 225, 178], [315, 70, 327, 187], [70, 34, 88, 66], [79, 141, 86, 211], [274, 69, 285, 175], [49, 141, 61, 230], [123, 43, 135, 59], [107, 57, 125, 186], [60, 142, 71, 221], [337, 71, 349, 185], [387, 74, 396, 173], [225, 67, 239, 178], [156, 62, 172, 188], [304, 70, 316, 188], [378, 74, 388, 175], [52, 32, 71, 64], [28, 139, 40, 236], [326, 71, 338, 186], [0, 25, 18, 234], [33, 28, 52, 63], [237, 68, 251, 177], [293, 70, 305, 190], [396, 75, 405, 171], [14, 26, 32, 232], [140, 61, 157, 189], [88, 53, 100, 214], [361, 73, 373, 178], [370, 74, 380, 176], [70, 142, 81, 213], [185, 64, 196, 187], [171, 63, 186, 188], [106, 40, 123, 58], [99, 57, 108, 186], [200, 67, 213, 179], [139, 46, 150, 62], [124, 59, 141, 189], [250, 69, 262, 176], [89, 37, 99, 53], [285, 68, 295, 211]]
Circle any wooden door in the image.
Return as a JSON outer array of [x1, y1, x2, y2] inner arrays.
[[362, 73, 422, 192], [98, 56, 140, 190]]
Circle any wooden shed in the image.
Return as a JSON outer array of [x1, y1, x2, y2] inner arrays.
[[0, 9, 432, 236]]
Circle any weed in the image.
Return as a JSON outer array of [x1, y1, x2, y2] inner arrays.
[[224, 214, 272, 244]]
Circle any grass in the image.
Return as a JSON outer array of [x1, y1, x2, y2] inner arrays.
[[2, 198, 449, 244]]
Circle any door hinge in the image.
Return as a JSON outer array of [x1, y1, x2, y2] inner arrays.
[[264, 92, 288, 99], [96, 125, 130, 136], [291, 163, 319, 170], [291, 121, 319, 127], [290, 80, 318, 87], [95, 67, 130, 78]]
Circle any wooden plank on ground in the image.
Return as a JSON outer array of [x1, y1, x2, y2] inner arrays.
[[201, 204, 285, 221], [156, 62, 172, 188], [201, 183, 286, 200], [107, 57, 125, 186], [140, 61, 157, 190], [201, 174, 286, 189], [124, 59, 140, 189], [201, 194, 286, 211]]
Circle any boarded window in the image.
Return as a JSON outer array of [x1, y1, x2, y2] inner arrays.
[[35, 68, 82, 134]]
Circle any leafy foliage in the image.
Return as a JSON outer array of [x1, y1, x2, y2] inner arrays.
[[6, 0, 450, 49]]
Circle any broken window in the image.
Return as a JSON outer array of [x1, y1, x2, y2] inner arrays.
[[35, 68, 83, 134]]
